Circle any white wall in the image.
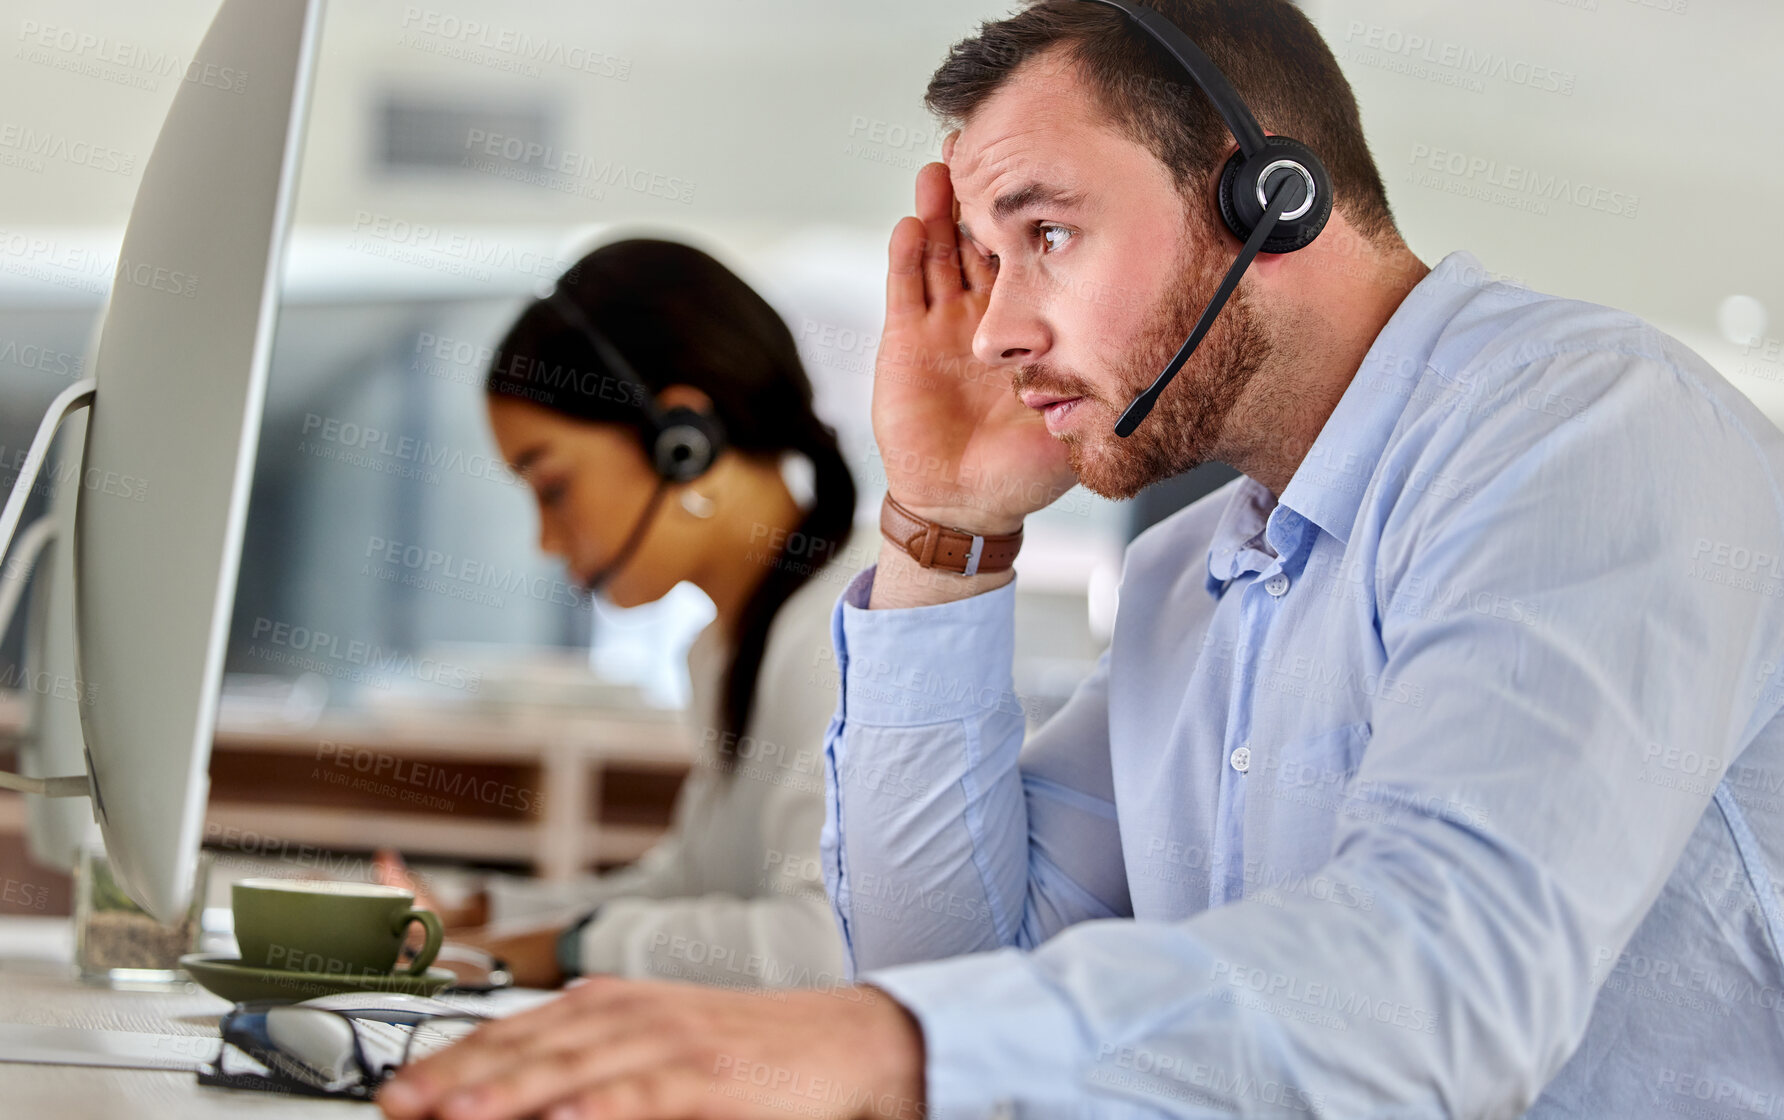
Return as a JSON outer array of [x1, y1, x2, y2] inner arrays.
[[4, 0, 1779, 416], [1, 1, 1009, 235], [1305, 0, 1784, 422]]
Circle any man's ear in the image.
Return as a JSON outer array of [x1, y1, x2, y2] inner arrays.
[[942, 129, 961, 164]]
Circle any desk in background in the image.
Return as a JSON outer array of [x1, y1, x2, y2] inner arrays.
[[0, 692, 694, 908]]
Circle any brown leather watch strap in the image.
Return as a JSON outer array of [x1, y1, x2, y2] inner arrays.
[[879, 494, 1023, 576]]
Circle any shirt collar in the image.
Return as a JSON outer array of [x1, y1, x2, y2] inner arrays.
[[1204, 476, 1280, 596], [1201, 251, 1490, 597]]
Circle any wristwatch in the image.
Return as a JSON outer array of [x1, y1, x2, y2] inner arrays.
[[555, 907, 601, 978], [879, 494, 1023, 576]]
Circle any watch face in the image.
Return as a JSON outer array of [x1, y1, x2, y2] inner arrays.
[[555, 911, 600, 977]]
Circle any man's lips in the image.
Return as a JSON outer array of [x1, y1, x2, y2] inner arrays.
[[1021, 391, 1091, 434], [1019, 391, 1082, 411]]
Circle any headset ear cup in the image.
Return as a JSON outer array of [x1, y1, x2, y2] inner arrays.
[[1215, 148, 1253, 243], [1216, 135, 1333, 255], [652, 407, 727, 483]]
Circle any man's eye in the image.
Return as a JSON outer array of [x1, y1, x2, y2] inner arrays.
[[1038, 225, 1074, 253], [538, 481, 566, 507]]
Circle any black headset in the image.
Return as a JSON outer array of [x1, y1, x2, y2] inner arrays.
[[1078, 0, 1333, 437], [540, 288, 727, 484]]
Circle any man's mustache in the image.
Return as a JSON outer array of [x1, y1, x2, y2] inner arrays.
[[1011, 364, 1111, 409]]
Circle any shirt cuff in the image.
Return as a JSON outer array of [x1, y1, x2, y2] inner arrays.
[[832, 566, 1022, 728], [865, 950, 1082, 1119]]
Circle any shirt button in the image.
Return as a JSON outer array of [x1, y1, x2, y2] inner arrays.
[[1230, 746, 1251, 773], [1265, 574, 1290, 597]]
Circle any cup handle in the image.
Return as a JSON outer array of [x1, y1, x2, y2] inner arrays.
[[395, 909, 444, 975]]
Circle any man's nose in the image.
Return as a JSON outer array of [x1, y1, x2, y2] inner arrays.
[[973, 267, 1052, 368]]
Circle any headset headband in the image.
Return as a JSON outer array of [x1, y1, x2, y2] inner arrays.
[[537, 289, 725, 483], [542, 290, 661, 424], [1079, 0, 1267, 157]]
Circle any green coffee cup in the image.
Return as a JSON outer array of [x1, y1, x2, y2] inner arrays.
[[232, 878, 443, 978]]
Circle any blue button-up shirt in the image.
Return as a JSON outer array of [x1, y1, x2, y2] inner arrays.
[[820, 252, 1784, 1118]]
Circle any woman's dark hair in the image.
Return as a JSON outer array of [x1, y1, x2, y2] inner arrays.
[[486, 239, 856, 754]]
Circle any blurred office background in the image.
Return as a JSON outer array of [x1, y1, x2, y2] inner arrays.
[[2, 0, 1779, 907]]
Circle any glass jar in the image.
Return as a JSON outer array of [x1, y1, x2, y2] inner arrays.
[[72, 842, 209, 986]]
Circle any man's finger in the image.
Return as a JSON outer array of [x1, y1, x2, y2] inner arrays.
[[916, 162, 965, 304], [427, 1034, 678, 1120], [886, 216, 928, 316], [454, 985, 594, 1045], [545, 1067, 706, 1120], [380, 1001, 593, 1117], [380, 1038, 537, 1118], [381, 978, 658, 1116]]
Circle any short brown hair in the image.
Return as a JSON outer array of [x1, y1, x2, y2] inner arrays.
[[925, 0, 1397, 242]]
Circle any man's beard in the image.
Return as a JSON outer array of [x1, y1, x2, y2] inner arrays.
[[1013, 238, 1271, 500]]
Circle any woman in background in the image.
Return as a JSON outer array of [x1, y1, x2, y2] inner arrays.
[[388, 238, 861, 989]]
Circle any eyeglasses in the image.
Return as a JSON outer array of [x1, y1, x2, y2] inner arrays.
[[199, 1002, 488, 1100]]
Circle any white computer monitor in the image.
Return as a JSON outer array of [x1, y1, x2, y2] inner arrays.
[[0, 0, 325, 923], [18, 417, 92, 873]]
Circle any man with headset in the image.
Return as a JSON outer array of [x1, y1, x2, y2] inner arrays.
[[379, 2, 1784, 1117]]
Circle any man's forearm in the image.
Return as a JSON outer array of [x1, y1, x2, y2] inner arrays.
[[824, 567, 1029, 971]]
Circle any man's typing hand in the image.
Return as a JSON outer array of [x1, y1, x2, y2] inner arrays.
[[375, 977, 925, 1120]]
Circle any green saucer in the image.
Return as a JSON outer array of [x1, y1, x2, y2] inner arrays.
[[180, 953, 455, 1003]]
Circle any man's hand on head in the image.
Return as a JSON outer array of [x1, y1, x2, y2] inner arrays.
[[869, 158, 1078, 608], [376, 977, 926, 1120]]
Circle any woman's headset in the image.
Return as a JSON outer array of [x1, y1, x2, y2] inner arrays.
[[1077, 0, 1334, 437], [532, 289, 729, 593], [540, 289, 728, 483]]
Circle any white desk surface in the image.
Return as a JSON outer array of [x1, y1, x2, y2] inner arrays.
[[0, 916, 369, 1119]]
